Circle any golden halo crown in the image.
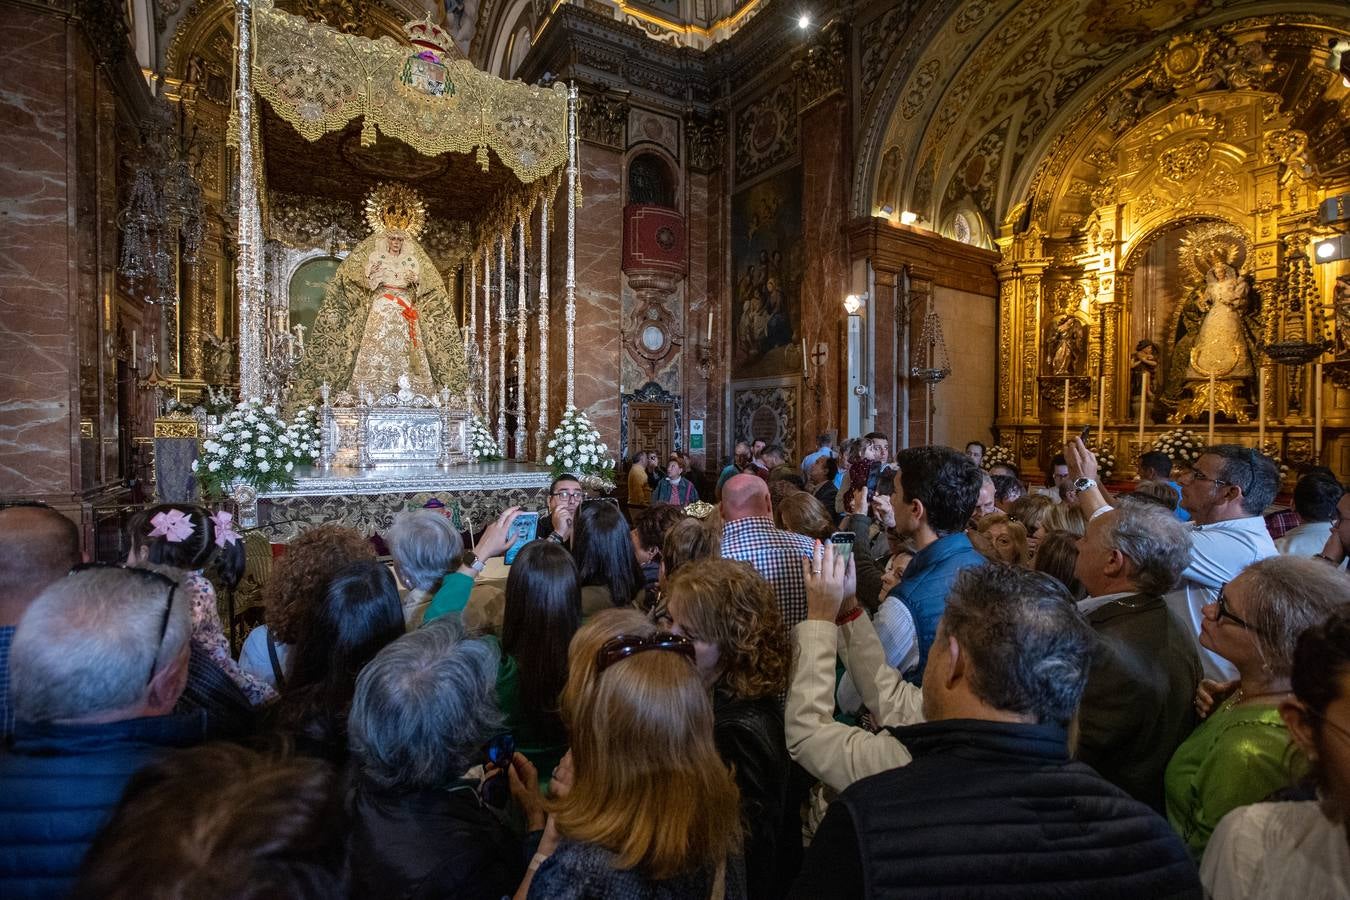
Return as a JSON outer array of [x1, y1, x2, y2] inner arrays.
[[404, 15, 453, 57], [364, 182, 428, 240]]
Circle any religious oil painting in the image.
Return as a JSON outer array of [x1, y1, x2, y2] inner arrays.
[[289, 256, 342, 337], [730, 167, 803, 380]]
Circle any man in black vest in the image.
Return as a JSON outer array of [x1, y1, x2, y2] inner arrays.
[[791, 564, 1200, 899], [1072, 500, 1201, 811]]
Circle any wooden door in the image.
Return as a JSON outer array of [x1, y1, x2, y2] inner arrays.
[[628, 402, 673, 463]]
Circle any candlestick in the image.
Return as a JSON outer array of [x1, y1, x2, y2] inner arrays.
[[1315, 361, 1324, 459], [1062, 377, 1070, 449], [1138, 371, 1148, 446], [1095, 370, 1105, 447], [1206, 371, 1216, 446], [802, 338, 809, 380], [1257, 367, 1266, 451], [131, 329, 137, 364]]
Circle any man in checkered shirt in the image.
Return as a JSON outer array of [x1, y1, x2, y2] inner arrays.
[[720, 473, 815, 631]]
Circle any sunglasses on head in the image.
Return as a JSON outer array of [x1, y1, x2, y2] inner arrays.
[[70, 562, 177, 684], [596, 632, 695, 672]]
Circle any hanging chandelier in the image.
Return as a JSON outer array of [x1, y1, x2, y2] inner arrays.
[[911, 306, 953, 384], [117, 97, 206, 306]]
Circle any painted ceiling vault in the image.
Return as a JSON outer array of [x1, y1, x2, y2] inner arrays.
[[856, 0, 1350, 240]]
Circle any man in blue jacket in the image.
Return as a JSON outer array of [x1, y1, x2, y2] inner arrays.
[[881, 446, 987, 684], [0, 566, 207, 899]]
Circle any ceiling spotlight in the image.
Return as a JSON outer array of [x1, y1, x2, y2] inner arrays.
[[899, 210, 918, 225], [797, 13, 811, 29]]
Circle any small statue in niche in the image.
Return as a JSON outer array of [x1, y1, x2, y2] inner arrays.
[[1130, 339, 1160, 418], [1047, 311, 1087, 376]]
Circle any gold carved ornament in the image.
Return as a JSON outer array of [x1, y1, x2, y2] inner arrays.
[[250, 0, 568, 186]]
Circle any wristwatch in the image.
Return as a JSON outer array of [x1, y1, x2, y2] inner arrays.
[[460, 551, 486, 573], [1073, 477, 1098, 492]]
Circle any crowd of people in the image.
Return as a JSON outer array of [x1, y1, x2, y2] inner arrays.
[[0, 430, 1348, 899]]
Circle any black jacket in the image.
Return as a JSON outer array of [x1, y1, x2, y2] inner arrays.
[[1076, 593, 1201, 812], [347, 773, 525, 900], [713, 691, 789, 900], [791, 719, 1200, 899]]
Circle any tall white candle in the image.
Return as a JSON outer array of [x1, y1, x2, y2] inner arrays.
[[1206, 371, 1216, 446], [131, 329, 137, 363], [1138, 371, 1148, 446], [707, 310, 713, 341], [802, 338, 808, 379]]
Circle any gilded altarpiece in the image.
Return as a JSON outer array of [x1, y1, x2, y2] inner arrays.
[[994, 26, 1350, 477]]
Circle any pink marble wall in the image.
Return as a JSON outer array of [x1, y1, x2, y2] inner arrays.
[[0, 9, 76, 497], [566, 143, 624, 452], [799, 95, 851, 450]]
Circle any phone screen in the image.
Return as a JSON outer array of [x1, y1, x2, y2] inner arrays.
[[829, 530, 855, 563], [503, 511, 540, 565]]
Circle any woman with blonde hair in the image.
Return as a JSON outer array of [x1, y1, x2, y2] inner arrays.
[[775, 490, 834, 541], [665, 560, 792, 899], [520, 608, 745, 898]]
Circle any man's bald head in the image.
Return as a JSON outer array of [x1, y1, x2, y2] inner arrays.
[[721, 473, 772, 521], [0, 506, 81, 617]]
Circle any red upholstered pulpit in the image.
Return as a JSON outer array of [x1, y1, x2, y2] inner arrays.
[[622, 205, 687, 276]]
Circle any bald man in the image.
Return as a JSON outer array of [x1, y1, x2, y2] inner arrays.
[[0, 505, 81, 741], [720, 473, 815, 631]]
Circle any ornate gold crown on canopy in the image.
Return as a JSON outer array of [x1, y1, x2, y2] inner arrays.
[[364, 182, 428, 239], [404, 15, 454, 57], [1178, 222, 1249, 282]]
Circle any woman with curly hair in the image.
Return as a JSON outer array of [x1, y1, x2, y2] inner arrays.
[[664, 559, 792, 900], [238, 523, 376, 690]]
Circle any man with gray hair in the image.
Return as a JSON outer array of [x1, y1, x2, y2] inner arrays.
[[347, 618, 536, 898], [0, 567, 207, 897], [1068, 438, 1278, 680], [387, 508, 463, 629], [792, 561, 1198, 897], [1073, 503, 1201, 811]]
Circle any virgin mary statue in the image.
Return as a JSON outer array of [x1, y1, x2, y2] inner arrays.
[[292, 183, 467, 403]]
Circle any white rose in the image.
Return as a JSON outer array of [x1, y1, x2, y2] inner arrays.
[[191, 460, 199, 472], [208, 460, 221, 472], [546, 454, 555, 465], [256, 448, 267, 458], [259, 461, 270, 473], [234, 456, 246, 467], [285, 461, 294, 472], [222, 431, 235, 441], [240, 442, 252, 453], [274, 448, 285, 458]]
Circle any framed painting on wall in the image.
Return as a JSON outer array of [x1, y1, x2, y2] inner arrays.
[[288, 256, 342, 336], [730, 166, 803, 381]]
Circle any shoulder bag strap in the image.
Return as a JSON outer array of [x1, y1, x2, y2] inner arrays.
[[265, 627, 286, 690]]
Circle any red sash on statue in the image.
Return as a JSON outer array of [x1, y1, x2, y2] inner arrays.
[[383, 292, 420, 347]]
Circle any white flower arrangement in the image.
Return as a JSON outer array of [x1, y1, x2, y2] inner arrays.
[[1151, 428, 1204, 467], [195, 399, 321, 497], [545, 406, 615, 487], [467, 414, 502, 461], [980, 444, 1017, 472], [1086, 441, 1117, 480]]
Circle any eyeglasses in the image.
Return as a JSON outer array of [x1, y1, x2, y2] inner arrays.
[[596, 632, 695, 672], [1214, 588, 1256, 632], [1183, 468, 1232, 487], [71, 563, 178, 683], [550, 490, 584, 502]]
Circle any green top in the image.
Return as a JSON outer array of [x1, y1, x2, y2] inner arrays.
[[481, 635, 568, 780], [421, 571, 476, 625], [1164, 697, 1299, 859]]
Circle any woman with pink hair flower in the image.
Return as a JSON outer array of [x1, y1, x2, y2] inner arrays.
[[126, 503, 276, 706]]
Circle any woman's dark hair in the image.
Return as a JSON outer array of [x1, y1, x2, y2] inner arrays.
[[572, 500, 643, 606], [126, 504, 216, 571], [633, 503, 685, 553], [1032, 530, 1085, 601], [502, 541, 581, 729], [894, 447, 984, 535], [272, 561, 405, 759], [661, 517, 719, 583], [72, 743, 346, 900], [822, 456, 839, 481], [1291, 605, 1350, 742], [209, 535, 248, 591]]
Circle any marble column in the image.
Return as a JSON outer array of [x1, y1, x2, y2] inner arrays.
[[550, 141, 623, 453], [799, 93, 850, 450], [0, 4, 146, 518]]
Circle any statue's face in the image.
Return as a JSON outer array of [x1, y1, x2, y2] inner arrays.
[[388, 236, 404, 254]]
